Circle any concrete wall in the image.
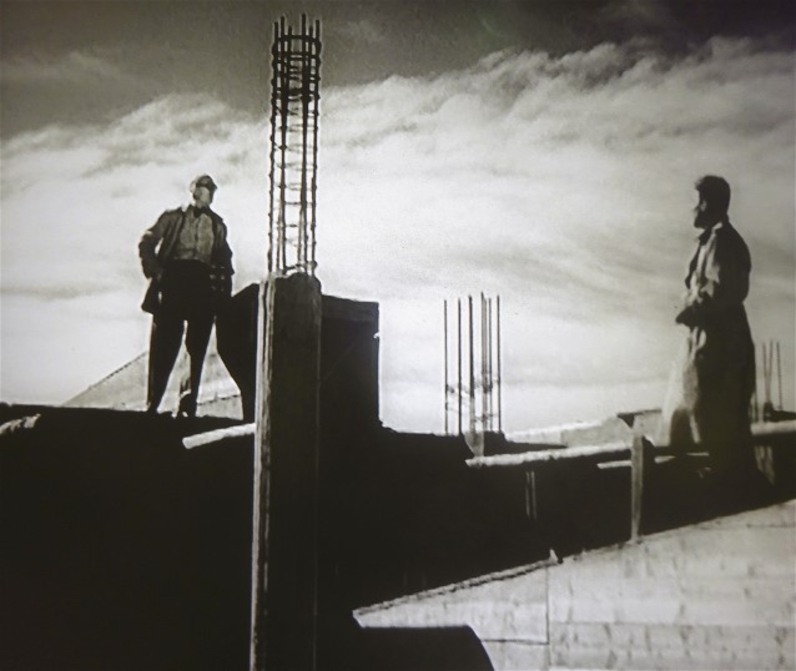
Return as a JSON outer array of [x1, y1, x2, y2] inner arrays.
[[356, 500, 796, 670], [0, 406, 544, 670]]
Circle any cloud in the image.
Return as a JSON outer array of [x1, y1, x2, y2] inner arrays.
[[332, 18, 387, 45], [599, 0, 676, 33], [0, 50, 129, 85], [2, 36, 794, 430]]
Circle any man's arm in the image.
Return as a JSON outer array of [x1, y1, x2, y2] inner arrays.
[[676, 229, 750, 326], [138, 210, 177, 280]]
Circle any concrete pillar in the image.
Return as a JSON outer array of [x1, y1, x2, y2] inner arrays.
[[250, 274, 322, 671]]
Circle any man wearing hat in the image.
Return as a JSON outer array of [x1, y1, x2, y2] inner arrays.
[[139, 174, 234, 417]]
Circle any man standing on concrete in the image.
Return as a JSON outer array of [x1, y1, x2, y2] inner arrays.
[[662, 175, 756, 487], [139, 174, 234, 417]]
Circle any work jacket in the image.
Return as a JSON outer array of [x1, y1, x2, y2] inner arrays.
[[139, 206, 234, 314]]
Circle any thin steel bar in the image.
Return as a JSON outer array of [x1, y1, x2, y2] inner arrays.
[[444, 299, 449, 435], [487, 297, 493, 432], [457, 298, 463, 435], [764, 341, 773, 405], [777, 341, 783, 410], [277, 25, 291, 272], [751, 344, 759, 423], [299, 15, 311, 270], [496, 295, 502, 433], [468, 295, 475, 439], [310, 19, 321, 275], [481, 293, 487, 434]]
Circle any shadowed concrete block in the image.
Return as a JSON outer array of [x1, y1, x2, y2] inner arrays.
[[356, 566, 549, 642], [481, 641, 549, 670]]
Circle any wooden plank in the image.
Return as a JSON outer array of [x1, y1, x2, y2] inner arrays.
[[751, 419, 796, 438], [466, 441, 630, 468], [182, 423, 255, 449], [466, 420, 796, 470]]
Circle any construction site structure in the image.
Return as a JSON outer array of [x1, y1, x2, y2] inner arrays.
[[444, 294, 502, 444], [268, 14, 321, 277]]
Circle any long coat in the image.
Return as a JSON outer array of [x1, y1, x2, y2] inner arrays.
[[660, 220, 755, 468]]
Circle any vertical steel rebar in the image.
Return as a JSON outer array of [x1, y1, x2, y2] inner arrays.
[[487, 297, 493, 432], [309, 19, 321, 273], [444, 300, 449, 435], [482, 295, 486, 433], [776, 341, 782, 410], [468, 296, 475, 439], [457, 299, 462, 435], [496, 295, 502, 433]]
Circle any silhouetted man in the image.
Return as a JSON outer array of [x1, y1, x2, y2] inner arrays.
[[139, 174, 234, 417], [662, 175, 756, 487]]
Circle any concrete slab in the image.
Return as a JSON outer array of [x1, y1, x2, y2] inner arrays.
[[356, 499, 796, 670]]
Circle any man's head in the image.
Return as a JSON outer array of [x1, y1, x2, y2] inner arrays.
[[694, 175, 730, 229], [190, 174, 217, 208]]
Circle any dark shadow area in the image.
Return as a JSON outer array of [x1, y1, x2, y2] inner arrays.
[[0, 407, 252, 671], [1, 403, 793, 670], [354, 624, 493, 671]]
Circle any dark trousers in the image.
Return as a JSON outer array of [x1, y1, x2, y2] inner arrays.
[[147, 311, 214, 415], [145, 260, 218, 415]]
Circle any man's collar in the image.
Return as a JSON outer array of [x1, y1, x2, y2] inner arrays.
[[186, 204, 212, 217], [696, 220, 726, 244]]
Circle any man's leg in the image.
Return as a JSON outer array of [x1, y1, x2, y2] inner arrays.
[[177, 315, 214, 417], [147, 313, 185, 412]]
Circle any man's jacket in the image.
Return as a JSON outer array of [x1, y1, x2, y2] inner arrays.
[[139, 206, 234, 314]]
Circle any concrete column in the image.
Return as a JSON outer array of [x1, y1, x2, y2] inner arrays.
[[250, 273, 322, 671]]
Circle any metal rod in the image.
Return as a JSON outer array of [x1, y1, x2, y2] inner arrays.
[[486, 298, 495, 431], [299, 14, 312, 271], [444, 299, 449, 435], [457, 298, 462, 435], [481, 293, 487, 435], [764, 341, 773, 405], [468, 295, 475, 439], [496, 295, 502, 433], [309, 19, 321, 275], [777, 340, 783, 410], [751, 347, 759, 423]]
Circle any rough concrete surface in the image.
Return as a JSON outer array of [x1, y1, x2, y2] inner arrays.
[[357, 499, 796, 670]]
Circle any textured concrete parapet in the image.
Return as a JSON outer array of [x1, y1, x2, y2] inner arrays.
[[357, 500, 796, 670]]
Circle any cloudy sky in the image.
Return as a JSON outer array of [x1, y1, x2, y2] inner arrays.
[[2, 0, 794, 433]]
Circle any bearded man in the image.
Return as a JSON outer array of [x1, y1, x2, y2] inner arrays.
[[662, 175, 756, 486]]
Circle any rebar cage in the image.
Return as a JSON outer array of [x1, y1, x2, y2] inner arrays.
[[268, 14, 321, 276]]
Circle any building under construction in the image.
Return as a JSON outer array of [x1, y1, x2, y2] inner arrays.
[[2, 15, 796, 671]]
